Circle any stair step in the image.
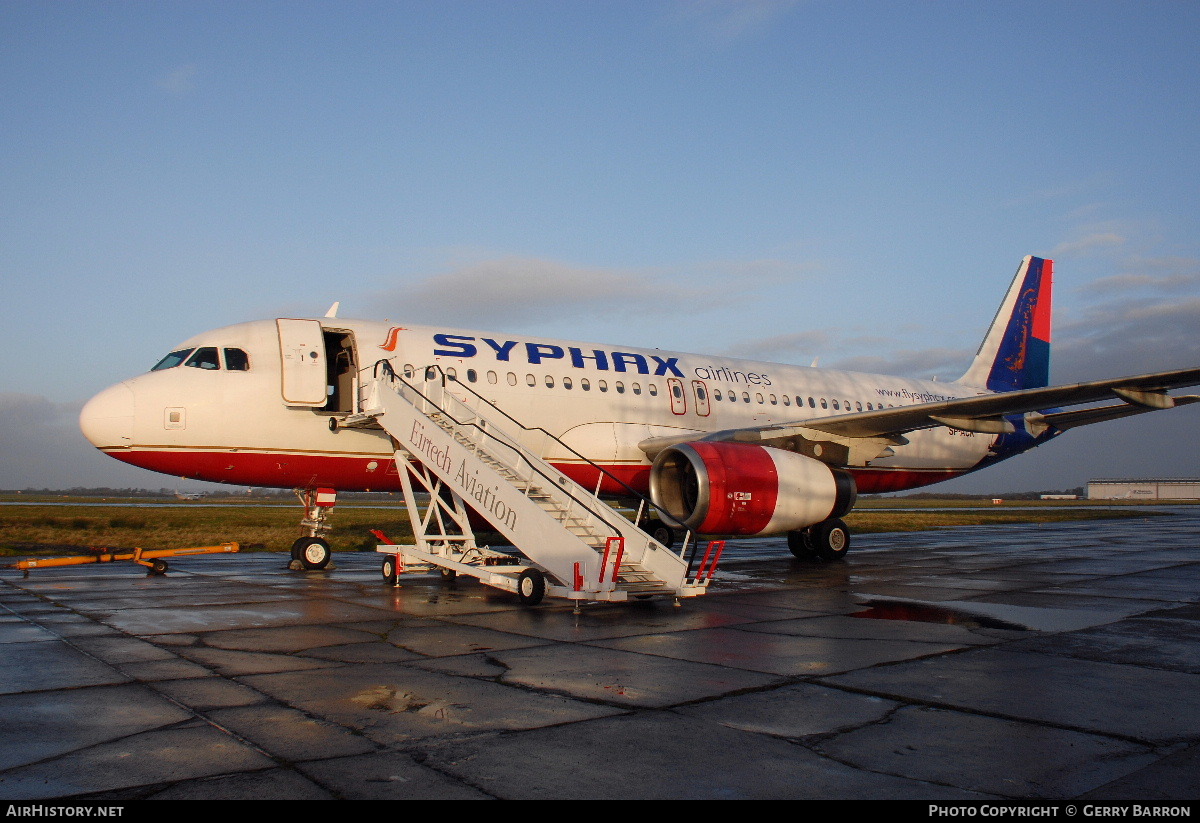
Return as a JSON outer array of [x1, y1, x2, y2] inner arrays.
[[372, 374, 689, 601]]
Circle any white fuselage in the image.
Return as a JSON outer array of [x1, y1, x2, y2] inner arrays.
[[81, 317, 1000, 496]]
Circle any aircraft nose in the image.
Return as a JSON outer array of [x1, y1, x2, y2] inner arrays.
[[80, 382, 135, 450]]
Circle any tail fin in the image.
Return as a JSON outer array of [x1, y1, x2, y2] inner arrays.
[[959, 256, 1053, 392]]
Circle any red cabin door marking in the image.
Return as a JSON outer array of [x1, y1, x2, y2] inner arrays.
[[668, 378, 687, 415], [692, 380, 711, 417]]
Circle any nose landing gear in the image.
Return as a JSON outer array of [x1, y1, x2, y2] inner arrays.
[[289, 487, 337, 570]]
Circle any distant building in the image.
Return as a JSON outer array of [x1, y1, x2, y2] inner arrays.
[[1040, 494, 1077, 500], [1087, 478, 1200, 500]]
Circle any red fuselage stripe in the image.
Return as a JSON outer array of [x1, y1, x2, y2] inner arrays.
[[105, 447, 966, 498]]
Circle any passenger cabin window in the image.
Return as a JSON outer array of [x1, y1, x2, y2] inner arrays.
[[184, 347, 220, 370], [223, 348, 250, 371], [152, 348, 193, 371]]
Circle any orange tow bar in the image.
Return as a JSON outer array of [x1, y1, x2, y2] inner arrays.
[[8, 543, 240, 575]]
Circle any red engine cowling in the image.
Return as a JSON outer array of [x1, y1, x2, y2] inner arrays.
[[649, 442, 856, 535]]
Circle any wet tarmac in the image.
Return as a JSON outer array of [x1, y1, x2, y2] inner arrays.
[[1, 511, 1198, 800]]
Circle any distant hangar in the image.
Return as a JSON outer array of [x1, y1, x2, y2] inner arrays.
[[1087, 478, 1200, 500]]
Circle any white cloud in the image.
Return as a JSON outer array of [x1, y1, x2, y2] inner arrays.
[[1080, 256, 1200, 296], [726, 329, 830, 361], [828, 348, 972, 380], [1049, 232, 1126, 258], [365, 254, 811, 329], [1053, 296, 1200, 381]]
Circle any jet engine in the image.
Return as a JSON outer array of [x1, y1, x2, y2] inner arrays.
[[649, 441, 857, 535]]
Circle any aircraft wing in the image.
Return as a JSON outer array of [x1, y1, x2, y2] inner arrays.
[[792, 366, 1200, 439], [639, 367, 1200, 462]]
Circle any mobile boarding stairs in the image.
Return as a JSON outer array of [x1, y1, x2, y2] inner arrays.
[[341, 363, 723, 606]]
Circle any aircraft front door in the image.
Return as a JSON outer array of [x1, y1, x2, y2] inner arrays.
[[277, 319, 328, 406]]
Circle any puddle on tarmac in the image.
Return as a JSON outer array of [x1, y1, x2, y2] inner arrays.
[[851, 600, 1028, 631]]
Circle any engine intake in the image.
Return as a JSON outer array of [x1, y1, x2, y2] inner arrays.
[[649, 442, 856, 535]]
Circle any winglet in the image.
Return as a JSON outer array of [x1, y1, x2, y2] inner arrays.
[[959, 256, 1053, 392]]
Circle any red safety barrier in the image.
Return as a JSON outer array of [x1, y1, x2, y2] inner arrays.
[[601, 537, 625, 584], [695, 540, 726, 581]]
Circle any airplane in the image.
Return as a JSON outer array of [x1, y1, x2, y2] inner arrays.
[[79, 255, 1200, 578]]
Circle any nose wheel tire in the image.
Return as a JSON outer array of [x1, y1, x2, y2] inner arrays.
[[516, 569, 546, 606], [294, 536, 332, 570]]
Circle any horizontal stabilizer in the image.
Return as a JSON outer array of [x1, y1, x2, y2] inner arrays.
[[1026, 395, 1200, 436]]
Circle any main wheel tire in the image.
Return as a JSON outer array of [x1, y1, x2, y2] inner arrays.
[[646, 520, 675, 549], [516, 568, 546, 606], [787, 528, 815, 559], [811, 518, 850, 561], [381, 555, 398, 583], [296, 537, 332, 570]]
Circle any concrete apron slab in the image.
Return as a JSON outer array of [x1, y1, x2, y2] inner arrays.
[[0, 509, 1197, 800]]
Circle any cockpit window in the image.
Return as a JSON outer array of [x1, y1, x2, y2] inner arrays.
[[223, 348, 250, 371], [184, 347, 221, 370], [152, 348, 194, 371]]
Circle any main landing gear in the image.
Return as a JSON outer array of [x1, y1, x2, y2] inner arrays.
[[788, 517, 850, 561], [644, 519, 676, 549], [290, 487, 336, 571]]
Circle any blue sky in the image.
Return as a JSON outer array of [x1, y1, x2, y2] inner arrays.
[[3, 0, 1199, 492]]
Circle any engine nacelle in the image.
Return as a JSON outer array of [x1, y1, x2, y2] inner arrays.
[[649, 442, 857, 536]]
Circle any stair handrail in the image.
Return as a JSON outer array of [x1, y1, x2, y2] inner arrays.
[[371, 360, 690, 546]]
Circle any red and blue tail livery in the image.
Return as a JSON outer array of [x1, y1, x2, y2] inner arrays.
[[961, 256, 1053, 392]]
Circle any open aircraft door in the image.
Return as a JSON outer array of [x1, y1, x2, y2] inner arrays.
[[276, 319, 328, 406]]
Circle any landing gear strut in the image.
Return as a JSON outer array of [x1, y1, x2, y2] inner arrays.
[[290, 487, 336, 570]]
